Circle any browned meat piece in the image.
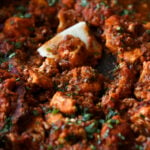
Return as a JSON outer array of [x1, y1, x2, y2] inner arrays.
[[101, 62, 135, 112], [134, 61, 150, 101], [28, 0, 57, 17], [75, 0, 112, 27], [129, 101, 150, 135], [61, 0, 75, 8], [57, 35, 89, 69], [50, 91, 76, 114], [57, 9, 81, 32], [55, 66, 104, 94], [3, 17, 34, 38], [100, 115, 134, 150], [28, 70, 53, 89]]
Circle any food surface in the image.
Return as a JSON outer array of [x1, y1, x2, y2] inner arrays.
[[0, 0, 150, 150]]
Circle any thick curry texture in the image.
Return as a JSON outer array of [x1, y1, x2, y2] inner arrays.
[[0, 0, 150, 150]]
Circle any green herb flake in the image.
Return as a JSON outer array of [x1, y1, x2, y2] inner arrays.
[[0, 117, 12, 133], [8, 64, 13, 71], [120, 9, 134, 16], [106, 109, 118, 120], [44, 108, 52, 114], [82, 113, 92, 121], [14, 42, 23, 49], [117, 133, 125, 140], [81, 0, 89, 7], [16, 78, 20, 81], [146, 30, 150, 34], [93, 52, 100, 56], [107, 119, 120, 125], [100, 2, 106, 6], [26, 86, 31, 90], [85, 122, 97, 134], [97, 135, 101, 144], [103, 129, 110, 138], [116, 26, 123, 32], [47, 145, 54, 150], [139, 114, 145, 119], [51, 108, 59, 114], [16, 5, 26, 13], [108, 124, 113, 129], [99, 119, 105, 124], [28, 27, 35, 32], [15, 13, 32, 18], [47, 0, 58, 6], [90, 144, 96, 150], [23, 13, 32, 18], [8, 52, 16, 59], [10, 20, 15, 25], [32, 110, 39, 116], [135, 144, 144, 150], [52, 124, 59, 131], [114, 0, 118, 5]]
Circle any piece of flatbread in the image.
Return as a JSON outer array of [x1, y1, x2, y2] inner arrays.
[[37, 22, 101, 58]]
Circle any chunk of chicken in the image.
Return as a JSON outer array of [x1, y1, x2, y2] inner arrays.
[[50, 91, 76, 114], [25, 117, 45, 142], [3, 17, 34, 38], [103, 15, 121, 53], [57, 35, 88, 69], [129, 102, 150, 134], [38, 58, 59, 76], [101, 62, 135, 112], [56, 66, 104, 94], [101, 115, 134, 150], [61, 0, 75, 8], [134, 61, 150, 101], [118, 48, 143, 63], [45, 113, 64, 125], [28, 0, 56, 17], [75, 0, 112, 26], [28, 70, 52, 89], [57, 9, 80, 32]]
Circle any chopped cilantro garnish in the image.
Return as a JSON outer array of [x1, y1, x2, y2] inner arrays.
[[82, 113, 92, 121], [16, 78, 20, 81], [51, 108, 59, 114], [120, 9, 134, 16], [0, 117, 12, 133], [14, 13, 32, 18], [146, 30, 150, 34], [26, 86, 31, 90], [107, 119, 120, 125], [117, 133, 125, 140], [8, 52, 16, 59], [16, 5, 26, 13], [90, 144, 96, 150], [42, 107, 59, 115], [103, 129, 110, 138], [11, 41, 23, 49], [85, 122, 97, 134], [24, 13, 32, 18], [135, 144, 144, 150], [8, 64, 13, 71], [47, 145, 54, 150], [32, 110, 39, 116], [47, 0, 58, 6], [116, 26, 123, 32], [106, 109, 118, 120], [81, 0, 89, 7], [139, 114, 145, 119]]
